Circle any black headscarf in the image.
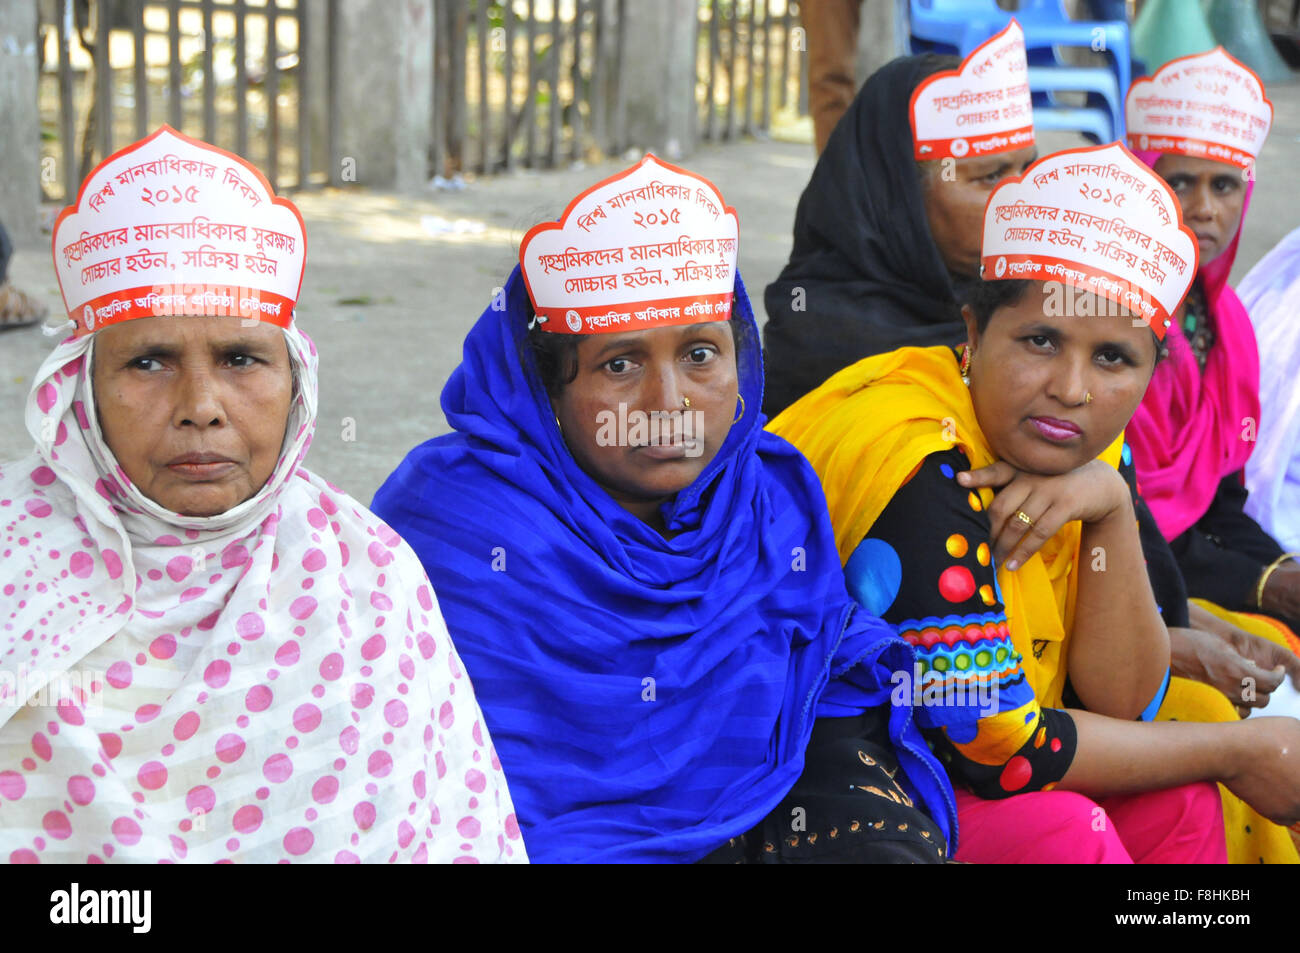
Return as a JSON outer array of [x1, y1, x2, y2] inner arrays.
[[763, 54, 969, 416]]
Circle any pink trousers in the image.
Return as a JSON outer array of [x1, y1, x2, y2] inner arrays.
[[952, 783, 1228, 863]]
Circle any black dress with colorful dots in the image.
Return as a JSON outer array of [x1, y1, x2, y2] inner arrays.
[[843, 447, 1082, 800]]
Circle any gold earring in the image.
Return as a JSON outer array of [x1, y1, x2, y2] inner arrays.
[[959, 345, 972, 387], [732, 393, 745, 424], [682, 396, 691, 409]]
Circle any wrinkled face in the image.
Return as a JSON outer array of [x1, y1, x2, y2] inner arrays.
[[551, 321, 739, 519], [1153, 153, 1247, 267], [963, 281, 1158, 475], [921, 145, 1038, 278], [92, 315, 294, 517]]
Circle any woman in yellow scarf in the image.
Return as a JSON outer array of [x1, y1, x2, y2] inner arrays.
[[769, 145, 1300, 863]]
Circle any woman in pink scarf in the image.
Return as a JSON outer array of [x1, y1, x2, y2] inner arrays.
[[0, 127, 524, 863], [1125, 50, 1300, 638]]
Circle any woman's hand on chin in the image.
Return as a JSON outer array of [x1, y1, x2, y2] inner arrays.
[[957, 459, 1130, 570]]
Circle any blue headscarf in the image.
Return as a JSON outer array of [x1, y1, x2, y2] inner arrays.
[[371, 266, 957, 862]]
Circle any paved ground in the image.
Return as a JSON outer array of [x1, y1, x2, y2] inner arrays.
[[4, 80, 1299, 504]]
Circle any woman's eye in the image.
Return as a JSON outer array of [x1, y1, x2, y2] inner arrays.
[[1096, 349, 1127, 366], [605, 357, 632, 374], [684, 346, 716, 364], [128, 357, 162, 371], [1028, 334, 1053, 349], [227, 353, 257, 368]]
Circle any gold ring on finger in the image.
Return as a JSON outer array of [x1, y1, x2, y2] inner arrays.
[[1015, 510, 1035, 528]]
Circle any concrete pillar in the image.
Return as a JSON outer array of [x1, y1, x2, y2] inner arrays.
[[620, 0, 698, 159], [857, 0, 909, 89], [335, 0, 434, 191], [0, 2, 41, 246]]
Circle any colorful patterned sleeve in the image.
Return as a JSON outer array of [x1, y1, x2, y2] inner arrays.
[[843, 448, 1076, 799]]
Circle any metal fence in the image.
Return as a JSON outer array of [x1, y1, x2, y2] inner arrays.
[[696, 0, 807, 144], [434, 0, 631, 177], [37, 0, 802, 199], [38, 0, 330, 201]]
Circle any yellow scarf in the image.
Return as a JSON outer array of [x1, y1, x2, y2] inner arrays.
[[768, 346, 1122, 710]]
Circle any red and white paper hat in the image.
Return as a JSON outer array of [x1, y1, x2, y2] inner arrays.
[[981, 142, 1198, 336], [519, 154, 739, 335], [53, 125, 306, 336], [1126, 47, 1272, 170], [910, 19, 1034, 161]]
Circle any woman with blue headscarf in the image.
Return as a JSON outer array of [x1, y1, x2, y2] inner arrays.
[[372, 155, 957, 863]]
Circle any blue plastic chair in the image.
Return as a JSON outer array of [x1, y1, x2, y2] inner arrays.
[[908, 0, 1130, 141], [1028, 65, 1120, 141], [907, 0, 1009, 55], [1015, 0, 1132, 119], [1033, 103, 1116, 142]]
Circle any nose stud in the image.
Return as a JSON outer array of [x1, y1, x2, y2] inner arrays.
[[1085, 392, 1093, 404], [682, 396, 691, 409]]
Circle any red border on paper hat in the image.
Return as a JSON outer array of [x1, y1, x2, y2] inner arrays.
[[52, 124, 308, 336]]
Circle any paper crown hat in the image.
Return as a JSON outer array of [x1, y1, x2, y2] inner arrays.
[[1126, 47, 1272, 170], [52, 125, 306, 336], [519, 154, 739, 334], [910, 19, 1035, 161], [981, 142, 1198, 337]]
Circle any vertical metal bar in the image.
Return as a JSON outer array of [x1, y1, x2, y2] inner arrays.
[[524, 0, 536, 167], [448, 0, 467, 173], [297, 0, 309, 186], [759, 0, 770, 132], [743, 0, 755, 136], [235, 0, 248, 158], [432, 0, 447, 179], [570, 0, 583, 163], [168, 0, 182, 128], [795, 0, 807, 117], [327, 0, 339, 184], [725, 0, 736, 139], [57, 0, 76, 197], [590, 0, 605, 153], [546, 0, 560, 166], [202, 0, 216, 141], [97, 0, 113, 159], [706, 0, 718, 141], [477, 0, 489, 174], [612, 0, 626, 152], [504, 0, 516, 170], [267, 0, 280, 189], [133, 0, 147, 140], [778, 1, 789, 109]]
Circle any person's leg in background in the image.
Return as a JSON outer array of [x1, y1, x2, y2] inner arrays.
[[0, 220, 48, 329], [803, 0, 863, 154], [0, 221, 13, 285]]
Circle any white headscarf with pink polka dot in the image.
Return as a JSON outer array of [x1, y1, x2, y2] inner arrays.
[[0, 324, 525, 863]]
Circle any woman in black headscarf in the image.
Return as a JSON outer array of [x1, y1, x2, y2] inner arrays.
[[764, 52, 1300, 731], [763, 54, 1036, 417]]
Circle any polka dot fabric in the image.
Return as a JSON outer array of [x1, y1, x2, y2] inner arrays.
[[0, 326, 524, 863]]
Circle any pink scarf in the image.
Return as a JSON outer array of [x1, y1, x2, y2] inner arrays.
[[1124, 150, 1261, 541], [0, 326, 525, 863]]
